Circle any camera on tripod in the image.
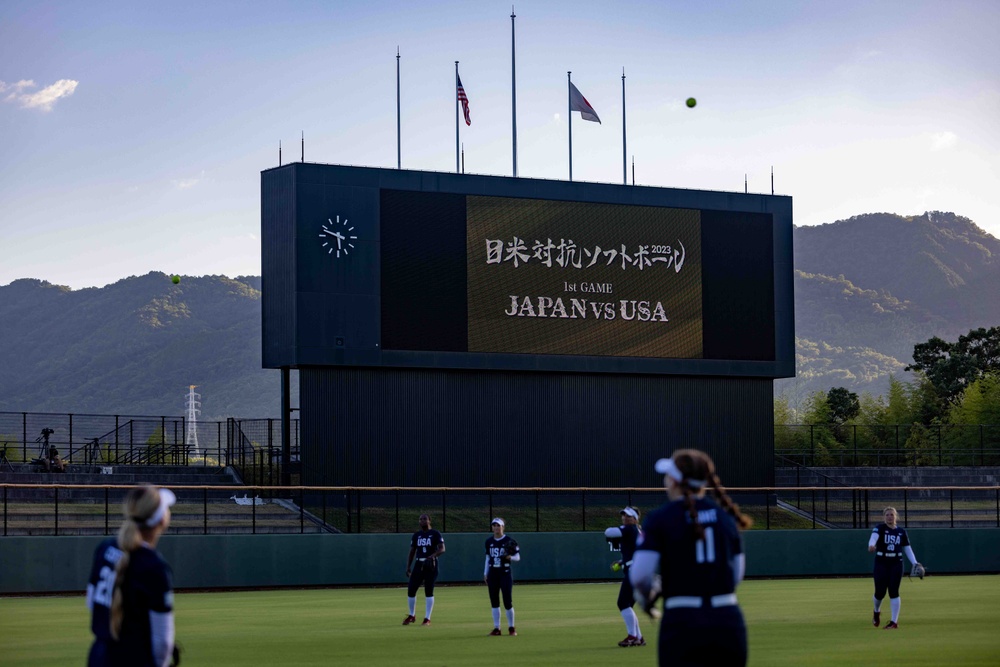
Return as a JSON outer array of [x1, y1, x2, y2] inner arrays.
[[40, 428, 55, 437]]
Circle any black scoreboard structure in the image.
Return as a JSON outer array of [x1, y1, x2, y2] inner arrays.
[[262, 163, 794, 488]]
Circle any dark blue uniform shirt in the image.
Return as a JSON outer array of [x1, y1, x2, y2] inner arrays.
[[88, 537, 125, 642], [485, 536, 517, 573], [410, 529, 444, 558], [637, 497, 742, 600], [871, 523, 910, 561]]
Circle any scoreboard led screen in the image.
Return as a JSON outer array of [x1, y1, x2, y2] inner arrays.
[[466, 196, 703, 358], [261, 164, 794, 378]]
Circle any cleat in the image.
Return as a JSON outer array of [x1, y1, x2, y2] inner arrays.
[[421, 618, 431, 626], [489, 628, 503, 636], [508, 626, 517, 636], [873, 611, 881, 627], [884, 621, 898, 630], [402, 615, 416, 626], [618, 635, 638, 647], [634, 637, 646, 647]]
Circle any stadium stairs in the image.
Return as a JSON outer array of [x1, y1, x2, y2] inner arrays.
[[0, 464, 334, 536], [775, 466, 1000, 529]]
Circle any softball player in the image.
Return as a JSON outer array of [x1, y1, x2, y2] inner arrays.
[[403, 513, 445, 626], [630, 449, 753, 667], [484, 517, 520, 636], [868, 506, 922, 629], [86, 484, 176, 667], [608, 507, 645, 647]]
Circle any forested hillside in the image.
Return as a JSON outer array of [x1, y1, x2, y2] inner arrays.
[[778, 211, 1000, 405], [1, 211, 997, 417], [0, 273, 291, 419]]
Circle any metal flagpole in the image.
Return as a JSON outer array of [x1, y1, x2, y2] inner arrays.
[[455, 61, 460, 174], [511, 7, 518, 177], [622, 67, 627, 185], [568, 71, 573, 181], [396, 48, 401, 169]]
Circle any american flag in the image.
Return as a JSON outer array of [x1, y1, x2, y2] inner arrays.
[[457, 72, 471, 126]]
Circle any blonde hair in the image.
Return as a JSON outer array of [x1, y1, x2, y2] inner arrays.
[[671, 449, 753, 540], [110, 485, 163, 640]]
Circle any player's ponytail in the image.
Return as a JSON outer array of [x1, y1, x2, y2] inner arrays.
[[707, 472, 753, 530], [671, 449, 753, 531], [110, 485, 160, 639], [680, 484, 705, 540]]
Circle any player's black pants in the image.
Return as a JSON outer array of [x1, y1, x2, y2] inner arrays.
[[658, 607, 747, 667], [408, 559, 438, 598], [873, 558, 903, 599], [88, 639, 108, 667], [617, 570, 635, 611], [487, 569, 514, 609]]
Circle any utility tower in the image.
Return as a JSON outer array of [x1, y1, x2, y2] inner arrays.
[[185, 385, 201, 456]]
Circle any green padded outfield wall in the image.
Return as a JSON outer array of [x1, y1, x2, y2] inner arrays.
[[2, 530, 998, 595]]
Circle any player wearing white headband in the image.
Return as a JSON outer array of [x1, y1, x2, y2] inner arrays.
[[484, 517, 521, 636], [86, 485, 177, 667], [630, 449, 753, 666]]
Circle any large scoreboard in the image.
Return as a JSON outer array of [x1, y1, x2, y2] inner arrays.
[[262, 164, 793, 379]]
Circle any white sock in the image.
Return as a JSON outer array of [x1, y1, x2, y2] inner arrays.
[[425, 596, 434, 620], [890, 597, 900, 623], [408, 597, 416, 616], [622, 608, 640, 637], [492, 608, 501, 628], [506, 608, 515, 628], [873, 596, 882, 612]]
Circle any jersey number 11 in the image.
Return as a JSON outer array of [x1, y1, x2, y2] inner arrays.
[[695, 527, 716, 564]]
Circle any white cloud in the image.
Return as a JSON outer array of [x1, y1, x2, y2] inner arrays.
[[930, 131, 958, 151], [1, 79, 78, 111], [173, 170, 207, 190]]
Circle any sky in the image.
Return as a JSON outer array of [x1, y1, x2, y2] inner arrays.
[[1, 0, 998, 290]]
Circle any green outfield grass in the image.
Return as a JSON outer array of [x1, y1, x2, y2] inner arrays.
[[3, 576, 998, 666]]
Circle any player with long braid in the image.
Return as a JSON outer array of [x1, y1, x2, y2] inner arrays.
[[629, 449, 752, 666], [86, 484, 177, 667]]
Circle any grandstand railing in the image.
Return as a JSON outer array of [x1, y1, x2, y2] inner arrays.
[[2, 485, 998, 537], [0, 412, 300, 475], [4, 413, 997, 473]]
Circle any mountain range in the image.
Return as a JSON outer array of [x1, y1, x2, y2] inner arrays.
[[1, 211, 997, 418]]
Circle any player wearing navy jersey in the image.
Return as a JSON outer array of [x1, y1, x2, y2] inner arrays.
[[630, 449, 753, 667], [403, 514, 446, 626], [868, 506, 922, 629], [484, 517, 520, 636], [607, 507, 646, 647], [86, 484, 177, 667]]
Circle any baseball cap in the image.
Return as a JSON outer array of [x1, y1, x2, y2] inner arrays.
[[491, 517, 505, 528], [620, 507, 639, 520]]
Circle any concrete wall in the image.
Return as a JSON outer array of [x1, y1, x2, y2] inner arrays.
[[2, 529, 998, 595]]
